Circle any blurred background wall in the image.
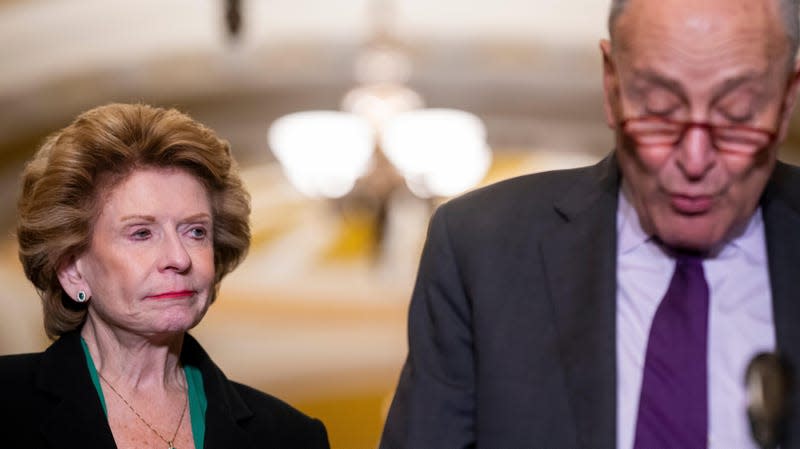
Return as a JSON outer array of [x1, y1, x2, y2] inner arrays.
[[2, 1, 800, 448]]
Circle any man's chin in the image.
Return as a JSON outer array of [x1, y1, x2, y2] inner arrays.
[[661, 237, 715, 253], [653, 221, 725, 253]]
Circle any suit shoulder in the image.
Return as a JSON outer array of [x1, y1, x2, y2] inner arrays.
[[232, 382, 330, 448], [0, 352, 42, 382], [763, 160, 800, 213], [0, 352, 43, 421], [770, 160, 800, 194], [442, 164, 599, 218], [430, 164, 602, 241], [776, 160, 800, 175], [232, 381, 314, 422]]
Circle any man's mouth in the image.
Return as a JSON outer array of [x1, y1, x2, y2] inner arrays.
[[670, 194, 713, 214]]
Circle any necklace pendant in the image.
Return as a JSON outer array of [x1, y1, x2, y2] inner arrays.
[[167, 443, 176, 449]]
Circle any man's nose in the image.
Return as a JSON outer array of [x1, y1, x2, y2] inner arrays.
[[676, 124, 717, 179]]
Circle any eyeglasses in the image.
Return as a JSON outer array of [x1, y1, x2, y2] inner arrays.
[[620, 116, 777, 156]]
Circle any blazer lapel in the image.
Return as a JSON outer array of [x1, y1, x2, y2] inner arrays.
[[539, 154, 620, 449], [762, 161, 800, 447], [182, 334, 256, 449], [203, 404, 257, 448], [36, 332, 117, 449], [34, 332, 259, 449]]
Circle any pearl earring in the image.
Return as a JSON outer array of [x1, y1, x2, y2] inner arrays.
[[76, 291, 88, 303]]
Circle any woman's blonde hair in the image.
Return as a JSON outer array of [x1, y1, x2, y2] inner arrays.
[[17, 103, 251, 339]]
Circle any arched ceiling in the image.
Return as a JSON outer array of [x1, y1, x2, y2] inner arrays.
[[0, 0, 612, 152]]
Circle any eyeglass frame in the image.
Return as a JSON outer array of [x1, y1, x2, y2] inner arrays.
[[615, 79, 793, 157], [618, 116, 779, 156]]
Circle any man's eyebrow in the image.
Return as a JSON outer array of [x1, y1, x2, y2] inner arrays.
[[711, 72, 763, 101], [630, 69, 687, 98], [630, 69, 764, 102]]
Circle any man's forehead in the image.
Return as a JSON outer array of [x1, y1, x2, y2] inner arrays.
[[611, 0, 790, 88], [612, 0, 784, 47]]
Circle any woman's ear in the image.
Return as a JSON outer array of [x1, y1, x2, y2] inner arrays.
[[56, 256, 90, 302]]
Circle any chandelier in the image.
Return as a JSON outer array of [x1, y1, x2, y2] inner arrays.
[[267, 1, 492, 205]]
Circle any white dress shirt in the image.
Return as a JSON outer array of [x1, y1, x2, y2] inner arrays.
[[616, 192, 776, 449]]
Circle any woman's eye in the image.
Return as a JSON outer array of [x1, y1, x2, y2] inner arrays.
[[189, 227, 207, 239], [131, 229, 151, 240]]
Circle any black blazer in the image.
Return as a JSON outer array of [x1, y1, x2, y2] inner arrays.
[[381, 154, 800, 448], [0, 331, 330, 449]]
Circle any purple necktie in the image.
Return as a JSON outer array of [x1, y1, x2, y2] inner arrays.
[[634, 253, 709, 449]]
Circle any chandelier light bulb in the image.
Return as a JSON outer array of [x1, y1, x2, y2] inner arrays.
[[341, 83, 424, 130], [268, 111, 375, 198], [380, 108, 492, 198]]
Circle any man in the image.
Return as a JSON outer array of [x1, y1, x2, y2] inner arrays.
[[381, 0, 800, 447]]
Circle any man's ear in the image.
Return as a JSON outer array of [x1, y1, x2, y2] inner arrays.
[[56, 256, 90, 302], [600, 39, 621, 129], [777, 58, 800, 142]]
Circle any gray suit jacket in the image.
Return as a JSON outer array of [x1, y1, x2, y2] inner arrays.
[[381, 153, 800, 448]]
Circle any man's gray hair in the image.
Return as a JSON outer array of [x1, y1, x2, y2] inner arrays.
[[608, 0, 800, 59]]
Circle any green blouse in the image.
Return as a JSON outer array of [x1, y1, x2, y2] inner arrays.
[[80, 338, 208, 448]]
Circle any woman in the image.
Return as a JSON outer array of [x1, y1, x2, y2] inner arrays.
[[1, 103, 330, 448]]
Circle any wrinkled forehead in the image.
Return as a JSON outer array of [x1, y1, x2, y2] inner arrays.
[[611, 0, 793, 98], [612, 0, 784, 39], [612, 0, 790, 66]]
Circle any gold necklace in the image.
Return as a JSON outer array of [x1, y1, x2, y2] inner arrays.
[[98, 371, 188, 449]]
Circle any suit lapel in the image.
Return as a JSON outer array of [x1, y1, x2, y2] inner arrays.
[[539, 155, 620, 448], [182, 334, 257, 449], [40, 398, 116, 449], [762, 161, 800, 447], [36, 332, 117, 449], [537, 157, 800, 447], [203, 404, 257, 448]]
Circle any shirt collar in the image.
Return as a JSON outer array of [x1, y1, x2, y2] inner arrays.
[[617, 190, 651, 255]]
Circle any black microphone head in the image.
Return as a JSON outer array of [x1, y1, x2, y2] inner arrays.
[[745, 352, 792, 449]]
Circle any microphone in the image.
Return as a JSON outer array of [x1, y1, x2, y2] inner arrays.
[[745, 352, 792, 449]]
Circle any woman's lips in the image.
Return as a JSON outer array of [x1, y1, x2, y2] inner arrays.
[[670, 194, 713, 214], [146, 290, 195, 300]]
